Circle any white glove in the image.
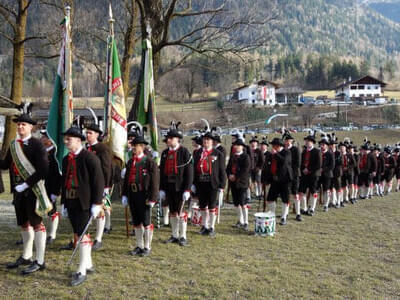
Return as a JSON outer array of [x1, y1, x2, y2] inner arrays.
[[91, 204, 102, 218], [152, 151, 159, 159], [121, 168, 126, 179], [15, 182, 29, 193], [218, 188, 224, 193], [191, 184, 196, 194], [182, 191, 191, 202], [122, 196, 128, 207], [103, 187, 110, 195], [159, 190, 166, 201], [149, 201, 155, 208], [50, 194, 58, 202], [61, 204, 68, 218]]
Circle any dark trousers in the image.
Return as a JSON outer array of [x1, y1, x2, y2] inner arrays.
[[67, 199, 90, 236], [13, 191, 42, 227], [341, 172, 353, 188], [165, 183, 184, 215], [231, 186, 248, 207], [267, 181, 290, 203], [358, 173, 372, 187], [196, 182, 218, 209], [318, 174, 331, 191], [299, 175, 319, 194], [128, 190, 151, 227], [290, 176, 299, 195]]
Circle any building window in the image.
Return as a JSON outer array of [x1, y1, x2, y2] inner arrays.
[[358, 85, 364, 89], [251, 91, 255, 95], [375, 85, 379, 89], [252, 100, 255, 103], [350, 85, 357, 90], [367, 86, 371, 90]]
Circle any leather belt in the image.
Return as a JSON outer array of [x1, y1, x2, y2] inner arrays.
[[66, 188, 77, 199]]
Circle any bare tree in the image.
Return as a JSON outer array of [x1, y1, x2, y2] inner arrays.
[[129, 0, 278, 120]]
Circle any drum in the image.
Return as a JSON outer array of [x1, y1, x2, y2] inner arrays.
[[191, 204, 202, 226], [254, 211, 275, 236]]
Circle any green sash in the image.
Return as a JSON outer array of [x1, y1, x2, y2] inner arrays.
[[10, 140, 53, 217]]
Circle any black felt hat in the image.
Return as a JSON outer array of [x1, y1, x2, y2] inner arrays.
[[63, 126, 86, 141], [13, 114, 37, 125], [85, 123, 103, 135]]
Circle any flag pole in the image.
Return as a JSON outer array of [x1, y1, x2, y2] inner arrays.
[[104, 5, 114, 139], [64, 6, 73, 128]]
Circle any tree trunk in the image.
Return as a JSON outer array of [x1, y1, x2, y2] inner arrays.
[[1, 0, 28, 158]]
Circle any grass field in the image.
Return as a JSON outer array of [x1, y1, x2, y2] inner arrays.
[[0, 129, 400, 299]]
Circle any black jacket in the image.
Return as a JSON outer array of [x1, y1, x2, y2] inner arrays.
[[341, 153, 356, 176], [0, 137, 48, 192], [193, 148, 227, 190], [87, 142, 113, 188], [45, 147, 62, 196], [288, 145, 301, 177], [216, 145, 227, 162], [262, 149, 293, 184], [321, 150, 335, 178], [359, 152, 377, 175], [251, 148, 264, 170], [300, 147, 322, 177], [61, 149, 104, 210], [122, 155, 159, 203], [160, 146, 194, 192], [226, 152, 250, 189]]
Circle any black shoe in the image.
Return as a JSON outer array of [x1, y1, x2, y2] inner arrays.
[[71, 272, 87, 286], [178, 238, 188, 247], [231, 221, 243, 228], [300, 209, 307, 215], [323, 206, 328, 212], [21, 261, 45, 275], [86, 267, 95, 274], [60, 241, 74, 251], [92, 240, 102, 251], [6, 256, 32, 269], [103, 227, 112, 234], [295, 214, 302, 222], [328, 203, 334, 208], [15, 239, 23, 246], [308, 209, 315, 216], [280, 218, 287, 225], [343, 199, 349, 204], [198, 226, 208, 235], [130, 247, 143, 256], [368, 195, 372, 199], [335, 204, 340, 209], [360, 196, 366, 200], [242, 224, 249, 231], [46, 236, 55, 245], [130, 230, 135, 236], [340, 202, 346, 207], [350, 199, 355, 204], [164, 236, 179, 244], [140, 248, 151, 257], [208, 228, 216, 237]]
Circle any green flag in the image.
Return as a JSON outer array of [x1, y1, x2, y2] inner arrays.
[[47, 15, 73, 172], [104, 37, 127, 164], [136, 38, 158, 152]]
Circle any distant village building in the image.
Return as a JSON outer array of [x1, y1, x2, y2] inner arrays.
[[232, 80, 278, 106], [335, 75, 386, 100], [275, 86, 304, 104]]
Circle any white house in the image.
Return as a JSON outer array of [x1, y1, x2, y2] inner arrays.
[[233, 80, 278, 106], [335, 75, 386, 100]]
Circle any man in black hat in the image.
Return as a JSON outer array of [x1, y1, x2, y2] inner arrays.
[[40, 128, 62, 244], [299, 134, 321, 216], [382, 147, 397, 195], [213, 132, 226, 161], [61, 126, 104, 286], [85, 123, 113, 250], [249, 136, 264, 200], [193, 132, 226, 236], [2, 114, 50, 275], [328, 134, 342, 207], [264, 138, 293, 225], [373, 145, 385, 196], [349, 144, 359, 203], [121, 135, 159, 256], [226, 138, 251, 230], [394, 148, 400, 192], [338, 141, 355, 206], [159, 122, 193, 246], [283, 131, 301, 221], [318, 136, 334, 211], [358, 143, 377, 199]]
